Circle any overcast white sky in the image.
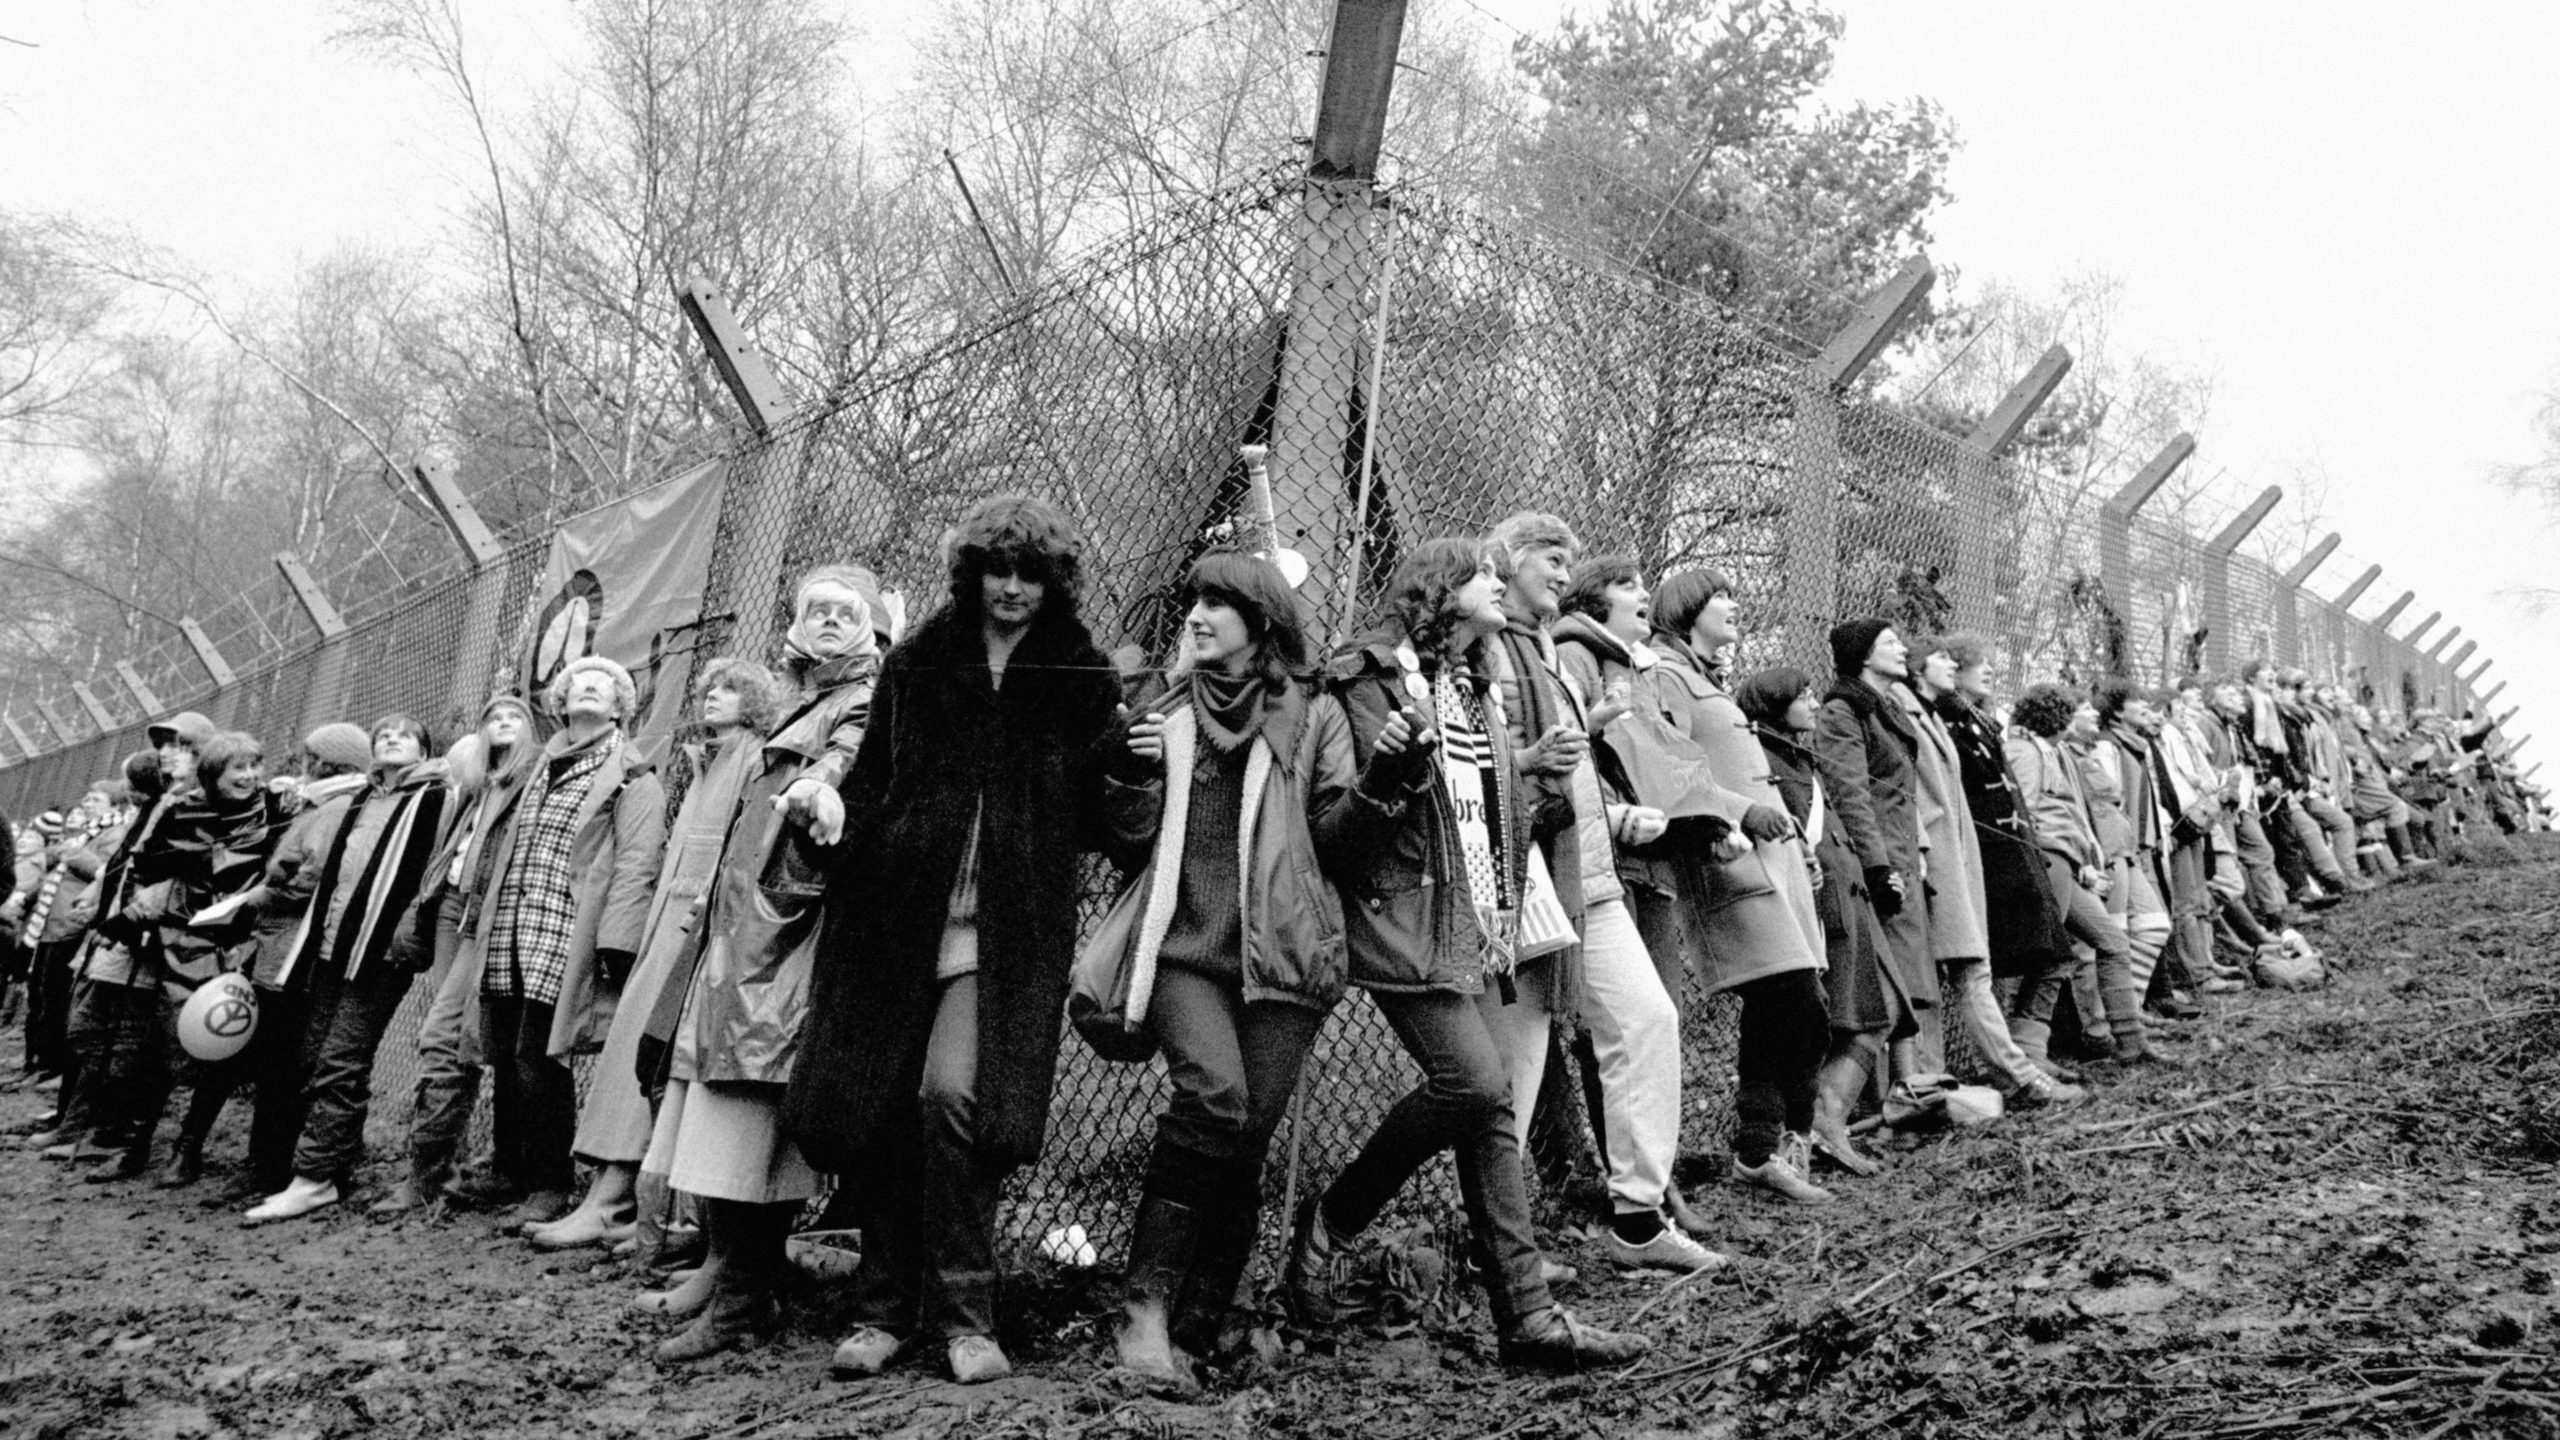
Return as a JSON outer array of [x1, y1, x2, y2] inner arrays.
[[2, 0, 2551, 763]]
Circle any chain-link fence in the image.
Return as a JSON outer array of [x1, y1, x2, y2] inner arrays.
[[0, 169, 2476, 1263]]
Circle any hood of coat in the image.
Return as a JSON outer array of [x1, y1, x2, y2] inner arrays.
[[1551, 611, 1661, 676]]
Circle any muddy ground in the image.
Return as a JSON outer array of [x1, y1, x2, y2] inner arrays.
[[5, 838, 2559, 1440]]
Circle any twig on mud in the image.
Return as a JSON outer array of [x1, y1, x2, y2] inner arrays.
[[1626, 1258, 1722, 1326], [2068, 1094, 2245, 1136], [679, 1381, 930, 1440], [2051, 1138, 2173, 1161]]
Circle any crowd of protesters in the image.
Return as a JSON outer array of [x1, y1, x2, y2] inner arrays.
[[0, 494, 2544, 1392]]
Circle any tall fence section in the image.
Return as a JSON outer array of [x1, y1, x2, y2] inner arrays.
[[0, 105, 2509, 1260]]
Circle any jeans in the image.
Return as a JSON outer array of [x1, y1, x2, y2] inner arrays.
[[406, 903, 485, 1189], [68, 979, 164, 1150], [2111, 857, 2172, 999], [2282, 798, 2349, 890], [2231, 804, 2290, 923], [292, 965, 417, 1183], [1320, 986, 1553, 1331], [482, 992, 576, 1195], [2017, 853, 2141, 1055], [1731, 967, 1827, 1162], [1148, 965, 1323, 1197], [848, 973, 1006, 1339], [2303, 795, 2361, 883], [2161, 838, 2214, 996]]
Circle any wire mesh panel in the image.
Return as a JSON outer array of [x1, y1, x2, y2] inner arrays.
[[0, 169, 2493, 1266]]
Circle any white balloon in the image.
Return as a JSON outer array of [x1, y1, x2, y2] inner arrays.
[[178, 972, 259, 1062]]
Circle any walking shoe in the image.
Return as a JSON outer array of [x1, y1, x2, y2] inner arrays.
[[368, 1178, 437, 1218], [1284, 1196, 1363, 1324], [2147, 994, 2204, 1022], [2008, 1069, 2088, 1109], [947, 1335, 1012, 1384], [243, 1176, 340, 1226], [829, 1325, 912, 1378], [510, 1189, 572, 1226], [1605, 1223, 1730, 1273], [1664, 1183, 1719, 1239], [440, 1174, 525, 1211], [2030, 1055, 2084, 1083], [2200, 976, 2246, 995], [83, 1148, 148, 1184], [1497, 1305, 1650, 1371], [1730, 1135, 1835, 1205]]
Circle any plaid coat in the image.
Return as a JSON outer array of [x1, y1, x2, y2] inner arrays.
[[469, 726, 666, 1058]]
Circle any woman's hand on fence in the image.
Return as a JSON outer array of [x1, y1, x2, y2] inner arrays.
[[777, 776, 845, 846]]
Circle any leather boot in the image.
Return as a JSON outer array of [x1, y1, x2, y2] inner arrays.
[[1172, 1194, 1256, 1365], [1114, 1194, 1203, 1398], [653, 1203, 783, 1366], [153, 1139, 204, 1189]]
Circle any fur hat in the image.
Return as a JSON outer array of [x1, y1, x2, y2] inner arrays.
[[1829, 618, 1893, 679], [303, 722, 375, 774]]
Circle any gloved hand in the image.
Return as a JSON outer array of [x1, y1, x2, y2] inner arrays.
[[1866, 865, 1905, 918], [1740, 803, 1796, 844]]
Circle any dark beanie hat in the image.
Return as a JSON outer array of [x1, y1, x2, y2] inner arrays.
[[1829, 618, 1893, 679]]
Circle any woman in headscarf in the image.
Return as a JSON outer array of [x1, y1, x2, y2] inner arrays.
[[530, 655, 783, 1254], [244, 714, 452, 1224], [1284, 538, 1649, 1373], [635, 567, 882, 1365], [1095, 552, 1401, 1396]]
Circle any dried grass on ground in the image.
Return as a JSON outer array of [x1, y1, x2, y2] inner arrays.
[[4, 837, 2558, 1439]]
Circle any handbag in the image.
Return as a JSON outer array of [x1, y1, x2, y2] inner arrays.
[[1067, 875, 1157, 1063], [1516, 845, 1575, 960]]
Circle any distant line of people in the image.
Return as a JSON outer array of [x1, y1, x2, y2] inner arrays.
[[1, 493, 2542, 1394]]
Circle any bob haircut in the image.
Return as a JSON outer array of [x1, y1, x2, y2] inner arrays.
[[1651, 567, 1737, 642], [944, 493, 1084, 617], [370, 712, 436, 759], [1375, 536, 1497, 689], [1559, 553, 1643, 625], [2012, 683, 2082, 739], [1734, 666, 1817, 730], [1486, 511, 1580, 581], [1939, 632, 1993, 671], [194, 730, 265, 788], [543, 656, 637, 723], [1185, 551, 1308, 686], [698, 656, 786, 734], [2090, 675, 2138, 726]]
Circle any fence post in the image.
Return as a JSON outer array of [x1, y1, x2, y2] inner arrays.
[[2426, 626, 2459, 662], [680, 286, 802, 668], [275, 553, 354, 739], [114, 662, 163, 719], [1784, 256, 1933, 668], [1261, 0, 1407, 625], [72, 682, 116, 733], [4, 715, 41, 759], [37, 700, 79, 746], [2199, 485, 2280, 676], [179, 619, 237, 689], [2402, 610, 2440, 650], [1957, 344, 2071, 641], [2480, 679, 2508, 708], [2096, 435, 2195, 672], [2274, 531, 2338, 670], [415, 461, 516, 725]]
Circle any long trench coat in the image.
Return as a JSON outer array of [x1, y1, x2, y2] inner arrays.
[[1814, 677, 1938, 1012], [1907, 692, 1990, 963], [667, 652, 874, 1087]]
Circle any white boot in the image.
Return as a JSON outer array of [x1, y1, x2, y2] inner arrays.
[[243, 1175, 340, 1227]]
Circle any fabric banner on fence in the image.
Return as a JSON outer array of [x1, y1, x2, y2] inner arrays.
[[516, 459, 728, 761]]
